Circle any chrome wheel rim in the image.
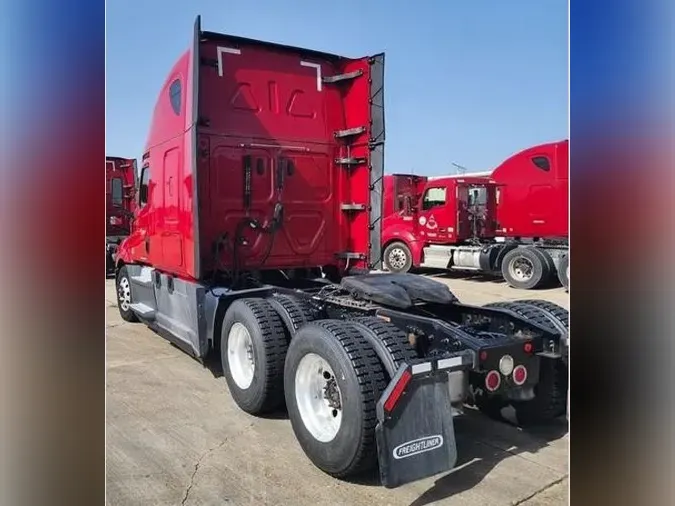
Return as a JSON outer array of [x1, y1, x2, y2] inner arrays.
[[295, 353, 342, 442], [227, 322, 255, 389], [509, 256, 534, 282], [118, 276, 131, 311], [388, 247, 408, 270]]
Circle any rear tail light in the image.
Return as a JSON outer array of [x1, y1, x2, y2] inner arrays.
[[485, 370, 501, 392], [479, 350, 488, 361], [383, 369, 412, 412], [523, 342, 533, 354], [512, 365, 528, 386]]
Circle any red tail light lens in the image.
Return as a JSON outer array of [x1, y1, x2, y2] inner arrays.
[[485, 370, 501, 392], [523, 342, 533, 354], [480, 350, 488, 361], [383, 369, 412, 412], [512, 365, 528, 386]]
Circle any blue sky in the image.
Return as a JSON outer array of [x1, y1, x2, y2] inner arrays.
[[106, 1, 567, 175]]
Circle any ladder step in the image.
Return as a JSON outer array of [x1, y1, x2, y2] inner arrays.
[[335, 157, 366, 166], [341, 203, 367, 211], [334, 126, 366, 138], [323, 69, 363, 84]]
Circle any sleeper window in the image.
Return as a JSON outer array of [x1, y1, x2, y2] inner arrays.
[[169, 79, 182, 115], [531, 156, 550, 172]]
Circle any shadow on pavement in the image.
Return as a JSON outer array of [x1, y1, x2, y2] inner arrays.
[[408, 409, 568, 505]]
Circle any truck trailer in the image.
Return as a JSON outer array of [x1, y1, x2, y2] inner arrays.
[[381, 141, 569, 290], [106, 156, 137, 274], [114, 17, 569, 488]]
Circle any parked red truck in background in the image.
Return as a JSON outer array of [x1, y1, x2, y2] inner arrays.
[[381, 140, 569, 290], [106, 156, 137, 274], [113, 17, 568, 488]]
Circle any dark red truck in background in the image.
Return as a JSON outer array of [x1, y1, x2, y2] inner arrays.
[[381, 140, 569, 290], [113, 16, 568, 488], [106, 156, 137, 274]]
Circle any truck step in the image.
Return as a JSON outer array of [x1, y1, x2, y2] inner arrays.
[[340, 203, 367, 211], [335, 157, 366, 166], [334, 126, 366, 138], [336, 252, 365, 260], [323, 69, 363, 84], [129, 302, 156, 319]]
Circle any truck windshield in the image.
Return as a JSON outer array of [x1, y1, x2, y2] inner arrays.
[[469, 187, 487, 206]]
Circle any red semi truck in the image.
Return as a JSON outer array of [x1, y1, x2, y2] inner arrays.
[[106, 156, 137, 274], [381, 140, 569, 290], [114, 17, 568, 488]]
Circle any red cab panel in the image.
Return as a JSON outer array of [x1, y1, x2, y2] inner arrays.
[[119, 18, 385, 280], [492, 140, 568, 238]]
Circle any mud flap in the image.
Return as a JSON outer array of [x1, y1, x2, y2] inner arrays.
[[375, 361, 460, 488]]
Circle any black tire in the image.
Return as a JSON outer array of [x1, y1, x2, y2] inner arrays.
[[115, 265, 139, 323], [348, 317, 418, 378], [485, 300, 568, 334], [383, 241, 413, 273], [532, 248, 556, 286], [284, 320, 386, 478], [267, 294, 319, 338], [518, 300, 569, 331], [501, 247, 550, 290], [512, 358, 568, 426], [557, 254, 569, 290], [220, 298, 289, 415], [106, 249, 114, 275]]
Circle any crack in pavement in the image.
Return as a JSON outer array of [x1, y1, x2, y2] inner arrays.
[[181, 438, 229, 506], [180, 423, 255, 505], [511, 475, 568, 505]]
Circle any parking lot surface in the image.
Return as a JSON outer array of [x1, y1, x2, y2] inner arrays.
[[106, 275, 569, 506]]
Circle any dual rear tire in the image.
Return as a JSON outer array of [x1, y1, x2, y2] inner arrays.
[[284, 321, 386, 477], [220, 297, 415, 478], [501, 247, 556, 290], [220, 298, 289, 414], [557, 253, 569, 290]]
